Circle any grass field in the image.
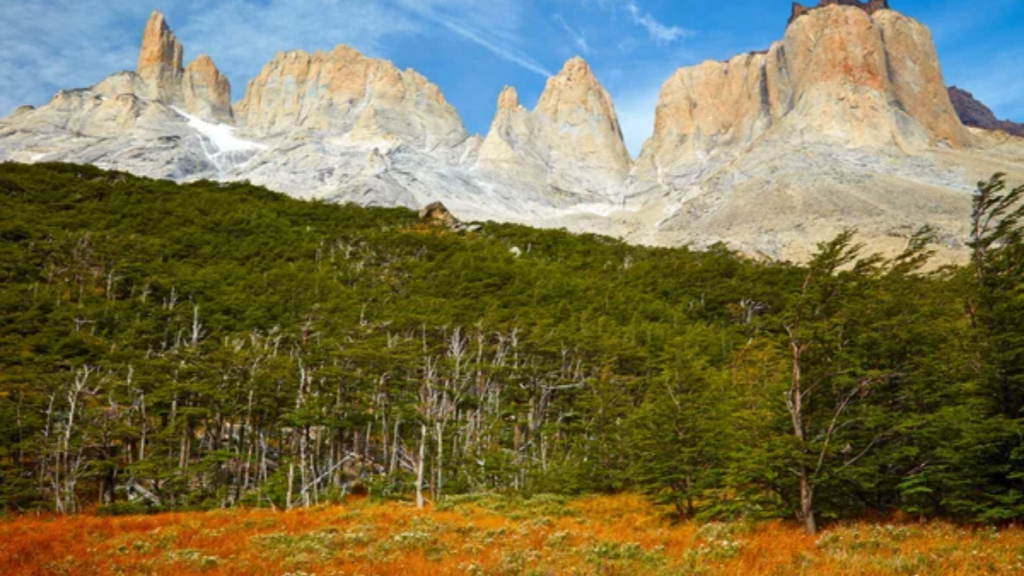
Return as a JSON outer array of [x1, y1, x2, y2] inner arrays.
[[2, 494, 1023, 575]]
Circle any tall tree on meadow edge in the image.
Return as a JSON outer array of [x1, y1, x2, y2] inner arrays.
[[776, 232, 871, 534], [772, 230, 939, 534], [970, 173, 1024, 418], [957, 173, 1024, 520]]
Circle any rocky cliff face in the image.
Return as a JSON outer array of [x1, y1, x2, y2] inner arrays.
[[132, 12, 232, 122], [637, 3, 966, 180], [183, 55, 234, 124], [0, 11, 242, 182], [227, 45, 499, 214], [949, 87, 1024, 138], [235, 45, 468, 154], [136, 12, 185, 104], [476, 58, 632, 200], [629, 3, 996, 262]]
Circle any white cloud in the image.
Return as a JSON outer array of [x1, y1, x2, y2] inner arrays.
[[430, 18, 554, 78], [625, 2, 692, 45]]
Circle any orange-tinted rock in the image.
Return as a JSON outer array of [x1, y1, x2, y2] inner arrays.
[[497, 86, 521, 112], [873, 10, 968, 147], [236, 45, 467, 150], [136, 11, 184, 104], [183, 54, 233, 123], [638, 3, 968, 176], [637, 52, 772, 173]]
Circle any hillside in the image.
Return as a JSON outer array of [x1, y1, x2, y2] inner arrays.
[[1, 163, 1024, 531]]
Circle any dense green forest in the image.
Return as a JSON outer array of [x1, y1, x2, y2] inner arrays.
[[1, 163, 1023, 533]]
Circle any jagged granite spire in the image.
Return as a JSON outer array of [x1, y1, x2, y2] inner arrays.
[[477, 57, 632, 200], [136, 11, 184, 103], [183, 54, 234, 124]]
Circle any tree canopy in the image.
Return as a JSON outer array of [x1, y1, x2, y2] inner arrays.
[[1, 163, 1022, 532]]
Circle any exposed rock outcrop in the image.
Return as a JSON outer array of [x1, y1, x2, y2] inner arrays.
[[235, 45, 467, 154], [132, 12, 234, 122], [419, 202, 458, 227], [630, 3, 985, 262], [637, 3, 967, 179], [136, 11, 184, 104], [476, 57, 632, 200], [790, 0, 890, 24], [949, 87, 1024, 138], [183, 55, 234, 124]]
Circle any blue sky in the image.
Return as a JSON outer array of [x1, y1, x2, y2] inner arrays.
[[2, 0, 1022, 156]]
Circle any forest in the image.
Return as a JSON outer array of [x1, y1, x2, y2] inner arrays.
[[0, 162, 1022, 534]]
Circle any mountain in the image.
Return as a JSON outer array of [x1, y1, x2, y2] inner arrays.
[[476, 58, 632, 201], [627, 1, 1006, 262], [948, 87, 1024, 138], [1, 4, 1023, 262], [0, 12, 236, 180]]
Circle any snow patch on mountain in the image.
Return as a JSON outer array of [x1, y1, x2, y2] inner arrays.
[[173, 108, 265, 154], [172, 107, 266, 177]]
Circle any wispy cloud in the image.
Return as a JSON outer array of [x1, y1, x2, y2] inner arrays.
[[0, 0, 146, 115], [421, 16, 553, 77], [396, 0, 552, 78], [625, 2, 692, 45], [181, 0, 418, 90], [555, 15, 590, 55]]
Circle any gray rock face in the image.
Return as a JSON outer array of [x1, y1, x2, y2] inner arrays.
[[0, 87, 217, 181], [948, 87, 1024, 138], [2, 7, 1024, 265]]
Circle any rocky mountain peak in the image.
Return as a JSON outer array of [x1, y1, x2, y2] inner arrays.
[[496, 86, 521, 112], [235, 44, 467, 153], [557, 57, 594, 81], [137, 11, 184, 103], [476, 57, 632, 201], [790, 0, 890, 24], [948, 87, 1024, 138], [638, 0, 967, 178], [131, 12, 235, 123], [183, 54, 233, 124], [536, 56, 606, 117]]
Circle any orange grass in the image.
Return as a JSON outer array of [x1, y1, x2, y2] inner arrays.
[[1, 494, 1022, 575]]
